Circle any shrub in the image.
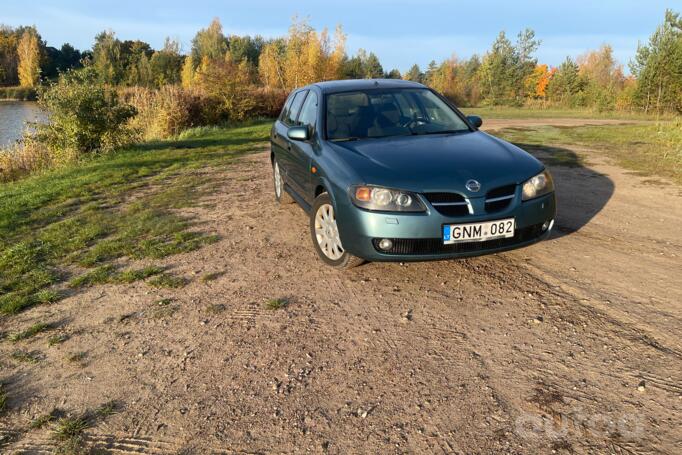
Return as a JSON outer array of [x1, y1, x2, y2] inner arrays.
[[36, 67, 137, 163], [250, 87, 288, 118], [122, 85, 206, 140]]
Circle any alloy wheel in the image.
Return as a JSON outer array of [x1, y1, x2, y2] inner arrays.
[[314, 203, 344, 260]]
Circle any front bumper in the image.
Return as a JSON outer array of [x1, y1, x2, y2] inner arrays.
[[335, 192, 556, 261]]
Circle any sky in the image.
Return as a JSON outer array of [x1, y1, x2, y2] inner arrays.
[[2, 0, 678, 72]]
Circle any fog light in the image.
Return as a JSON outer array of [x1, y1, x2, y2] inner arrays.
[[378, 238, 393, 251]]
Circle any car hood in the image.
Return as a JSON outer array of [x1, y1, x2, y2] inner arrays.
[[328, 131, 543, 195]]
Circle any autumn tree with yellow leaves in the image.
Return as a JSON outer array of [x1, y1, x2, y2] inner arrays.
[[17, 28, 41, 87], [258, 19, 347, 90]]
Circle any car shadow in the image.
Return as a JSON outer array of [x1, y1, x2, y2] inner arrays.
[[512, 142, 615, 239]]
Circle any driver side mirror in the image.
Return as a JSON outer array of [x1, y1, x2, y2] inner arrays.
[[467, 115, 483, 128], [287, 126, 309, 141]]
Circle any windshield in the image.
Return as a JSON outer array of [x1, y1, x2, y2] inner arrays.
[[325, 88, 470, 141]]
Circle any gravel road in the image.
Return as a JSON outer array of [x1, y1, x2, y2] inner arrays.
[[2, 119, 680, 454]]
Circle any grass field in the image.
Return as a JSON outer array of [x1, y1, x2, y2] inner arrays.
[[0, 120, 272, 316], [495, 121, 682, 185], [1, 115, 680, 318], [461, 106, 675, 121]]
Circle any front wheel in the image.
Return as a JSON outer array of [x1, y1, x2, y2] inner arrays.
[[310, 193, 364, 269]]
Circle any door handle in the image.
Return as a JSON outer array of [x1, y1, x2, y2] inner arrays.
[[287, 143, 292, 151]]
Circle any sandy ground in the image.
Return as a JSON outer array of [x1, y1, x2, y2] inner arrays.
[[1, 119, 680, 454]]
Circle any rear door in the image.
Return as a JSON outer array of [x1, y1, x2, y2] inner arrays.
[[273, 90, 308, 197]]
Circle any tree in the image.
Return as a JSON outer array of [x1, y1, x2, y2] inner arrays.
[[404, 64, 423, 82], [149, 38, 183, 86], [364, 52, 384, 78], [546, 57, 585, 106], [191, 18, 228, 65], [258, 39, 286, 88], [195, 55, 255, 121], [478, 29, 540, 105], [385, 68, 401, 79], [92, 30, 124, 84], [181, 55, 195, 88], [631, 9, 682, 113], [577, 44, 625, 110], [228, 35, 264, 66], [17, 28, 41, 87]]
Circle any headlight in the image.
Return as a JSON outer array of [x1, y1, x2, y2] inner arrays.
[[350, 185, 426, 212], [522, 170, 554, 201]]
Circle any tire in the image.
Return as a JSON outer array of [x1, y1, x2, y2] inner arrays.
[[310, 193, 364, 269], [272, 158, 294, 204]]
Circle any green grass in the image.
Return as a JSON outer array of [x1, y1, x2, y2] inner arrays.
[[148, 273, 188, 288], [112, 265, 164, 283], [265, 298, 288, 310], [7, 322, 51, 342], [494, 121, 682, 184], [200, 271, 224, 283], [69, 265, 165, 288], [68, 265, 116, 288], [31, 409, 61, 429], [48, 333, 69, 346], [0, 120, 271, 316], [53, 416, 88, 440], [461, 106, 674, 121], [10, 349, 41, 363]]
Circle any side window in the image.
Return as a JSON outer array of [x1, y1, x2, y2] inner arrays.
[[285, 90, 307, 125], [297, 91, 318, 129], [279, 94, 295, 122]]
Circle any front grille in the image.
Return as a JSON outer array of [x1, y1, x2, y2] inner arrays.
[[424, 192, 469, 217], [372, 223, 545, 256], [485, 184, 516, 213]]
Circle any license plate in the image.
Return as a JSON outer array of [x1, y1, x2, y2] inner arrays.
[[443, 218, 515, 244]]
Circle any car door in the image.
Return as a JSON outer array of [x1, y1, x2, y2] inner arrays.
[[289, 90, 319, 205], [272, 92, 296, 169], [273, 90, 308, 197]]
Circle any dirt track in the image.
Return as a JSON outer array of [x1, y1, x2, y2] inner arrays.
[[2, 119, 681, 454]]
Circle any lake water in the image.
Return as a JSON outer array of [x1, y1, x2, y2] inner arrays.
[[0, 101, 45, 148]]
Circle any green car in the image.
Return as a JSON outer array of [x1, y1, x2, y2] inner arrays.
[[271, 79, 556, 268]]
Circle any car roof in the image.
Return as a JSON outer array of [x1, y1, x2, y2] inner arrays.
[[307, 79, 425, 94]]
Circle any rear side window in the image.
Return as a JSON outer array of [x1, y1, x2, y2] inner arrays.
[[284, 90, 307, 125]]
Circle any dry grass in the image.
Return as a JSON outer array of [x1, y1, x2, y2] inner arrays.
[[0, 136, 52, 182]]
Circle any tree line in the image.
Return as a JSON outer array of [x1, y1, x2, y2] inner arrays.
[[1, 10, 680, 114]]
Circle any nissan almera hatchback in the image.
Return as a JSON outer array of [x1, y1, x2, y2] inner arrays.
[[270, 79, 556, 268]]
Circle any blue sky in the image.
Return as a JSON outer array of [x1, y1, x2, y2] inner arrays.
[[2, 0, 677, 72]]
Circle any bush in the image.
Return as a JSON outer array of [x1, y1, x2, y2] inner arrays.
[[122, 85, 206, 139], [249, 87, 288, 118], [122, 84, 286, 140], [36, 67, 137, 163]]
